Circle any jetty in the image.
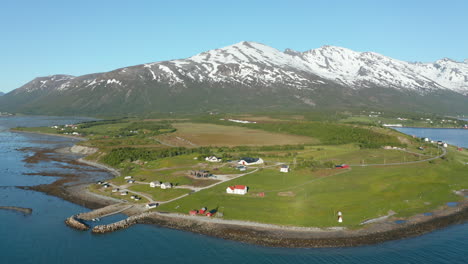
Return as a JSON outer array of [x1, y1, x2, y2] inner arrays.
[[92, 212, 154, 233], [65, 203, 134, 231], [76, 203, 133, 220], [0, 206, 32, 215]]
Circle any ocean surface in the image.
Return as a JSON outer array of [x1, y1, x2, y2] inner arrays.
[[1, 116, 467, 264]]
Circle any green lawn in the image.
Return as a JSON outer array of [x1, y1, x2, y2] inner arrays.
[[157, 149, 468, 227], [128, 184, 192, 201]]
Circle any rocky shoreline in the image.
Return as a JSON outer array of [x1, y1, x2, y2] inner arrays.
[[138, 203, 468, 248]]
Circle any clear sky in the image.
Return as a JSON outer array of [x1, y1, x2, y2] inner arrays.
[[1, 0, 467, 93]]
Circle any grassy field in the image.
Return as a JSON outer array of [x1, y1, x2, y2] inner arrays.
[[164, 123, 318, 147], [88, 184, 149, 204], [158, 149, 468, 227], [128, 184, 192, 201]]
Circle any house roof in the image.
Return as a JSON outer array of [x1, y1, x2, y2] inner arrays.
[[240, 157, 260, 163], [163, 182, 172, 185], [228, 185, 247, 190], [281, 165, 289, 168]]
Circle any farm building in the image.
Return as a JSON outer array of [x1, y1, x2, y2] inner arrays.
[[127, 179, 135, 184], [280, 165, 289, 173], [205, 156, 222, 162], [238, 157, 264, 166], [146, 203, 158, 209], [161, 182, 173, 189], [150, 181, 161, 188], [226, 185, 248, 195], [189, 210, 198, 216]]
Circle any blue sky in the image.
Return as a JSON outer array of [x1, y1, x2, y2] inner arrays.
[[1, 0, 467, 93]]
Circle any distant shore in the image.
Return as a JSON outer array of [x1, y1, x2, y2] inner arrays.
[[396, 126, 468, 130], [13, 129, 468, 248], [10, 129, 87, 141]]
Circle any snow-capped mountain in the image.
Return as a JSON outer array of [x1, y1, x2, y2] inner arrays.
[[1, 41, 467, 115]]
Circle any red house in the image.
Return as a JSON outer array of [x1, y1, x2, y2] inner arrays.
[[199, 207, 207, 214], [189, 210, 198, 216], [206, 212, 213, 217], [458, 147, 463, 151]]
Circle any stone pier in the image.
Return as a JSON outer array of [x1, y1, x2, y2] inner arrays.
[[92, 212, 154, 234]]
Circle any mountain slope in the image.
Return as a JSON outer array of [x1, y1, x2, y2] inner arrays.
[[1, 41, 467, 115]]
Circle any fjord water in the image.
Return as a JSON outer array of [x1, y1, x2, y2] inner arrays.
[[1, 117, 467, 264]]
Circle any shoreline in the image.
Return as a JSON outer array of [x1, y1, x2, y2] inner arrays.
[[13, 129, 468, 248], [394, 126, 468, 130], [10, 129, 87, 141]]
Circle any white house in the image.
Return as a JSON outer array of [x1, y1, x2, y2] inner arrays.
[[423, 138, 430, 142], [124, 176, 133, 180], [226, 185, 248, 195], [280, 165, 289, 173], [146, 203, 158, 209], [161, 182, 173, 189], [150, 181, 161, 188], [238, 158, 264, 166], [120, 191, 128, 196], [443, 143, 448, 148], [205, 156, 222, 162]]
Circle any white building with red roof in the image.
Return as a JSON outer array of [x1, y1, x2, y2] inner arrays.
[[226, 185, 248, 195]]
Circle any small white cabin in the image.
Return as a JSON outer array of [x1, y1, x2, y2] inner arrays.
[[124, 176, 133, 180], [150, 181, 161, 188], [146, 203, 158, 209], [161, 182, 173, 189], [280, 165, 289, 173]]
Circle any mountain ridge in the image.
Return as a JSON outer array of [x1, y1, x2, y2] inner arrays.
[[1, 41, 467, 115]]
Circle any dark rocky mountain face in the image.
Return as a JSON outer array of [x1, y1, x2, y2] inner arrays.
[[1, 41, 467, 115]]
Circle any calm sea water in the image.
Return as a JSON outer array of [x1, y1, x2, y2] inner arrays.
[[1, 117, 467, 264]]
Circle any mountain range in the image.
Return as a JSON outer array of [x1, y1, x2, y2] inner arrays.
[[1, 41, 467, 115]]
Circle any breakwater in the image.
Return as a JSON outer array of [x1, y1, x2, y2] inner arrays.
[[65, 203, 133, 231], [92, 212, 154, 234], [0, 206, 32, 214], [65, 215, 90, 231]]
